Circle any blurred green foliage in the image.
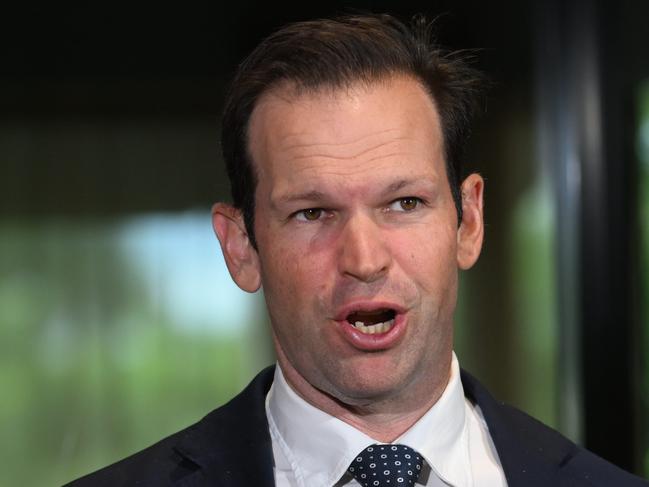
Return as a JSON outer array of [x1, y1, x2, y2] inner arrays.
[[0, 217, 270, 486]]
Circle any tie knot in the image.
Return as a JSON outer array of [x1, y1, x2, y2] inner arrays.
[[348, 444, 423, 487]]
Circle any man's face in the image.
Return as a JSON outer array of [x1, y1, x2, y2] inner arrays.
[[218, 76, 483, 409]]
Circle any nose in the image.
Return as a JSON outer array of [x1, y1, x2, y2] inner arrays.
[[337, 213, 392, 282]]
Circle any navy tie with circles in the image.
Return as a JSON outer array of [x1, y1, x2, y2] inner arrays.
[[347, 444, 424, 487]]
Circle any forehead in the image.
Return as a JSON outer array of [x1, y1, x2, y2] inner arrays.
[[247, 76, 444, 182]]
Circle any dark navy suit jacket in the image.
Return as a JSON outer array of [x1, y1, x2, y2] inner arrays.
[[66, 366, 648, 486]]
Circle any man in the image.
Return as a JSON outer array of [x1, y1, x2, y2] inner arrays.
[[67, 14, 647, 486]]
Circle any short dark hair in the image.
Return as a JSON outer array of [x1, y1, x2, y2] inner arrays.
[[221, 13, 484, 248]]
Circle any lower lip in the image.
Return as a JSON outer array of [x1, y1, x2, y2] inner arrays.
[[335, 313, 407, 351]]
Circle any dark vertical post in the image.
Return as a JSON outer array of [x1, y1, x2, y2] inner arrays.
[[535, 0, 639, 472], [579, 0, 638, 471], [534, 0, 585, 445]]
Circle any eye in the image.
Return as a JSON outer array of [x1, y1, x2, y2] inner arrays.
[[388, 197, 423, 212], [294, 208, 324, 221]]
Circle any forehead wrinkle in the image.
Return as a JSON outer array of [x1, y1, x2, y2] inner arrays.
[[284, 152, 414, 181], [279, 127, 403, 151], [288, 151, 413, 166], [280, 138, 414, 164]]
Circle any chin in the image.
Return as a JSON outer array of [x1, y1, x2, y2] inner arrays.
[[325, 370, 411, 404]]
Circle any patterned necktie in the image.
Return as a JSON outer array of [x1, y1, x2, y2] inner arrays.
[[347, 444, 424, 487]]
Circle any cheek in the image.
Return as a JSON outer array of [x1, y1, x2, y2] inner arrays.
[[259, 239, 329, 312], [391, 225, 457, 287]]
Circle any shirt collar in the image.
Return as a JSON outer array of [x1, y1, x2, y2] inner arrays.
[[397, 353, 472, 486], [266, 353, 471, 487]]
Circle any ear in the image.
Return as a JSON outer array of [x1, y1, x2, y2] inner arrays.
[[211, 203, 261, 292], [456, 173, 484, 270]]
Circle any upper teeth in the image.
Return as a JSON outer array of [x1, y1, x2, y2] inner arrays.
[[353, 319, 395, 334]]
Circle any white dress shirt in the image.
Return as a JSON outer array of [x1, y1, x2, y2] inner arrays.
[[265, 353, 507, 487]]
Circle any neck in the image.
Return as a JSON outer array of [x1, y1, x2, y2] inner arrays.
[[336, 392, 447, 443], [277, 354, 452, 443]]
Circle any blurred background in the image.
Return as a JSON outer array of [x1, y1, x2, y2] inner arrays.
[[0, 1, 647, 484]]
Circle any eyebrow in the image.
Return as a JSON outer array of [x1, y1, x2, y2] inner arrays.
[[272, 190, 327, 209], [380, 178, 436, 197]]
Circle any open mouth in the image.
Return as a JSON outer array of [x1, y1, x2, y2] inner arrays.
[[346, 308, 396, 335]]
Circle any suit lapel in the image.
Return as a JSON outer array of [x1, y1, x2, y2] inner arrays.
[[173, 367, 277, 487], [460, 369, 579, 487]]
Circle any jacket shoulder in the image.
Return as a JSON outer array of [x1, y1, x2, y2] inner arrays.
[[64, 429, 192, 487], [64, 366, 276, 487], [460, 369, 648, 486]]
